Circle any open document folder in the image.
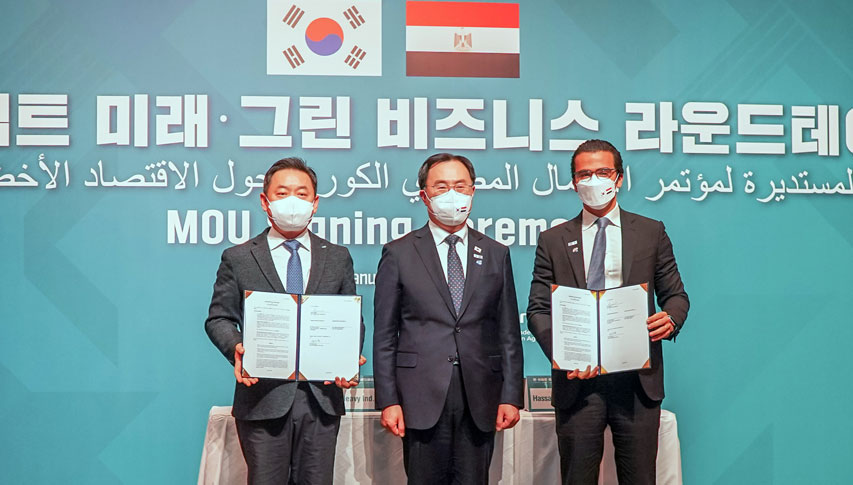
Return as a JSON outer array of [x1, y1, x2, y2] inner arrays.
[[551, 283, 651, 374], [242, 291, 361, 381]]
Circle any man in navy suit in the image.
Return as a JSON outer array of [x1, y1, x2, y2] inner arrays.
[[373, 153, 524, 484], [205, 157, 365, 485], [527, 139, 689, 485]]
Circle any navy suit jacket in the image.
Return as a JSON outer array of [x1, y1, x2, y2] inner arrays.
[[527, 209, 689, 409], [373, 224, 524, 432], [205, 229, 363, 420]]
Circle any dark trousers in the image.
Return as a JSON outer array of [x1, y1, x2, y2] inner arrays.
[[235, 383, 342, 485], [402, 365, 496, 485], [555, 372, 661, 485]]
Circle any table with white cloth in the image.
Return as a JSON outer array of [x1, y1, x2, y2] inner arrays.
[[198, 406, 682, 484]]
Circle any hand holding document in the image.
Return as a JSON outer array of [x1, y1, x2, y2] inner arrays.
[[647, 311, 676, 341], [326, 355, 367, 388], [233, 343, 260, 386], [242, 291, 362, 381], [551, 283, 651, 375]]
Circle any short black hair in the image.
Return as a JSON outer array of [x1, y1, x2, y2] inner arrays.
[[571, 139, 624, 177], [263, 157, 318, 196], [417, 153, 476, 189]]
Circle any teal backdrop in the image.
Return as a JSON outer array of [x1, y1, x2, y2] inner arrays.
[[1, 1, 852, 483]]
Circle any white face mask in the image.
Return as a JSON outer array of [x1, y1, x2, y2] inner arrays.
[[575, 176, 618, 209], [265, 195, 315, 233], [425, 189, 473, 226]]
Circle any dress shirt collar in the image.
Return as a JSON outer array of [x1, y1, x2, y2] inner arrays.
[[267, 225, 312, 252], [428, 220, 469, 247], [581, 203, 621, 231]]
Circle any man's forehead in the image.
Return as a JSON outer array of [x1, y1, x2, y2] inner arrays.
[[271, 169, 311, 185], [427, 160, 470, 180], [576, 150, 615, 167]]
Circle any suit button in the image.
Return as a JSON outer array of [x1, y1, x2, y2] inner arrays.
[[455, 326, 461, 333], [447, 356, 454, 362]]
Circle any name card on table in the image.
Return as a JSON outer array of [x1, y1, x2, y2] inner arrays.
[[344, 376, 376, 412], [525, 376, 554, 412]]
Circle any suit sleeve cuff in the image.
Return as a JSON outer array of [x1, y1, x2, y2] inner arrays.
[[669, 317, 682, 342]]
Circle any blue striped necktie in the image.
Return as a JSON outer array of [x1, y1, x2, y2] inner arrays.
[[283, 239, 303, 294]]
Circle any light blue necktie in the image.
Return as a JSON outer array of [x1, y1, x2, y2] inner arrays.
[[445, 234, 465, 315], [283, 239, 303, 294], [587, 217, 611, 291]]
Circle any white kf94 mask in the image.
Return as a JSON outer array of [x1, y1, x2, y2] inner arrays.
[[266, 195, 314, 232], [426, 189, 473, 226], [575, 176, 617, 209]]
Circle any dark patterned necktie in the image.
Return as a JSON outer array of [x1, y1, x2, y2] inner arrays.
[[587, 217, 611, 290], [283, 239, 303, 294], [445, 234, 465, 314]]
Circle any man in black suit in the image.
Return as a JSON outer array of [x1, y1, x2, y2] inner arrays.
[[527, 139, 689, 485], [373, 153, 524, 484], [205, 157, 365, 485]]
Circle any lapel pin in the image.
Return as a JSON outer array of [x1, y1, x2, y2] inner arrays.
[[572, 247, 579, 253], [476, 260, 483, 265], [473, 253, 483, 259], [474, 245, 482, 253], [567, 240, 578, 247]]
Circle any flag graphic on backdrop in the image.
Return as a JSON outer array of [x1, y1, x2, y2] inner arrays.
[[406, 1, 519, 78], [267, 0, 382, 76]]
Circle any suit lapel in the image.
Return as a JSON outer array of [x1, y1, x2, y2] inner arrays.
[[456, 229, 483, 320], [620, 210, 637, 284], [562, 214, 587, 288], [305, 232, 327, 294], [250, 229, 286, 293], [412, 225, 457, 317]]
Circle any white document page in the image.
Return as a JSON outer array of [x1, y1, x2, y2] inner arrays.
[[599, 284, 650, 373], [297, 295, 361, 382], [551, 285, 598, 371], [242, 291, 299, 379]]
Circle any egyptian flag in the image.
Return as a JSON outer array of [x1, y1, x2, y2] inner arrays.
[[406, 1, 519, 78]]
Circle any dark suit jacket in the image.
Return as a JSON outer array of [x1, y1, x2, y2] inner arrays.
[[373, 224, 524, 432], [205, 228, 363, 421], [527, 209, 689, 409]]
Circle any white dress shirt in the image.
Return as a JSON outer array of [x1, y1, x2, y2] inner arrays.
[[267, 226, 312, 293], [581, 204, 623, 289], [428, 221, 469, 280]]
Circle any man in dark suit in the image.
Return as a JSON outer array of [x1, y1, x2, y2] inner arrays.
[[527, 139, 689, 485], [205, 157, 365, 485], [373, 153, 524, 484]]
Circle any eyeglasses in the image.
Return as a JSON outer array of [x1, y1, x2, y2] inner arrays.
[[427, 183, 475, 194], [574, 168, 618, 182]]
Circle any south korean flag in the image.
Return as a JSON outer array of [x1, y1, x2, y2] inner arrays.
[[267, 0, 382, 76]]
